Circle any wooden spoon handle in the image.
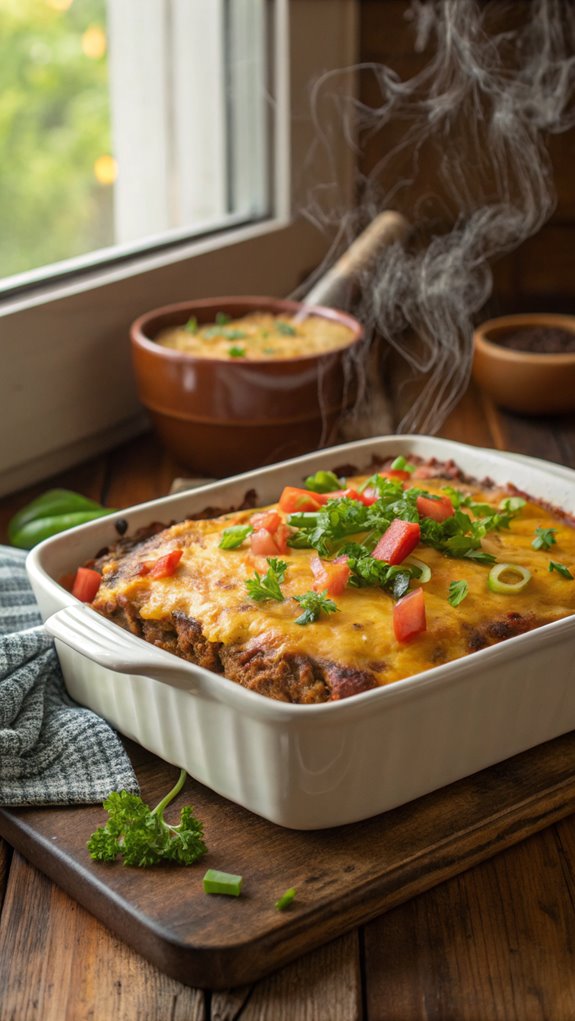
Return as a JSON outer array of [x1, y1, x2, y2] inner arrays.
[[299, 210, 409, 311]]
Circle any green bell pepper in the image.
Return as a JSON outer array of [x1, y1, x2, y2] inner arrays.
[[8, 488, 115, 549]]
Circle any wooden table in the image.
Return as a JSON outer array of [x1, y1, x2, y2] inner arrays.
[[1, 384, 574, 1021]]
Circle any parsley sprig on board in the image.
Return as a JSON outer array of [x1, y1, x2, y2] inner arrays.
[[87, 769, 207, 867]]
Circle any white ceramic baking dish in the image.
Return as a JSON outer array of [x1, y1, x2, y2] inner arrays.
[[26, 436, 575, 830]]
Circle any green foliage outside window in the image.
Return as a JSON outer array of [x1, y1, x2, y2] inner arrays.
[[0, 0, 113, 279]]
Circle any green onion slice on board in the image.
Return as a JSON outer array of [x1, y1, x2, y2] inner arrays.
[[203, 869, 243, 896]]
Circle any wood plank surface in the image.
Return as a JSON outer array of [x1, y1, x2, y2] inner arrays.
[[364, 822, 575, 1021], [0, 732, 574, 992], [0, 853, 206, 1021]]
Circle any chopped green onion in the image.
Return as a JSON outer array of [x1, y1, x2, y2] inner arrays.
[[498, 496, 526, 512], [215, 311, 232, 325], [203, 869, 243, 896], [184, 316, 198, 334], [488, 563, 531, 594], [228, 346, 246, 358], [391, 456, 415, 473], [403, 556, 432, 583], [275, 887, 297, 911], [549, 561, 574, 579], [304, 469, 344, 493]]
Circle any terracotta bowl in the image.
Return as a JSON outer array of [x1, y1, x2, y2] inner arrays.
[[130, 296, 365, 476], [472, 313, 575, 415]]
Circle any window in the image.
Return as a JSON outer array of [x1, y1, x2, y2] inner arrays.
[[1, 0, 276, 289], [0, 0, 358, 496]]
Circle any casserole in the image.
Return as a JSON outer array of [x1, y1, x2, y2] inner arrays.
[[27, 436, 575, 829]]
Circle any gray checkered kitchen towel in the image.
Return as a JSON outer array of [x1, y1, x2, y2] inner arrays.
[[0, 546, 139, 805]]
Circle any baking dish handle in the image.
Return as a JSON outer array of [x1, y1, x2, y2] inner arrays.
[[45, 604, 201, 693]]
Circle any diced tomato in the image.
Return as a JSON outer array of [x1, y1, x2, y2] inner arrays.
[[273, 523, 290, 553], [278, 487, 327, 513], [416, 494, 454, 522], [249, 523, 290, 556], [322, 488, 348, 500], [250, 510, 282, 532], [380, 469, 411, 482], [139, 549, 183, 579], [356, 486, 380, 505], [71, 566, 101, 602], [250, 528, 281, 556], [58, 570, 78, 592], [310, 554, 351, 596], [372, 519, 421, 565], [393, 587, 427, 643], [319, 487, 378, 506]]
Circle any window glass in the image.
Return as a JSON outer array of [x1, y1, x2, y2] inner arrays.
[[0, 0, 271, 285], [1, 0, 111, 277]]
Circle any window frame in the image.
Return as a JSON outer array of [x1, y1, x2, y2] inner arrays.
[[0, 0, 358, 497]]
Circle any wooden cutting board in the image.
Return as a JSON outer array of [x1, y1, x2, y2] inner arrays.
[[1, 733, 574, 991]]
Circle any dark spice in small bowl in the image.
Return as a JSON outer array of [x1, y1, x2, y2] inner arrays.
[[495, 326, 575, 355], [473, 313, 575, 415]]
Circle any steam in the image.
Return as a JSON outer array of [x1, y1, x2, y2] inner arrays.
[[294, 0, 575, 435]]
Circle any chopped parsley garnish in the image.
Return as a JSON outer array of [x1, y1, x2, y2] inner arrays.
[[293, 589, 338, 625], [228, 345, 246, 358], [448, 579, 469, 607], [87, 769, 206, 867], [219, 524, 253, 549], [532, 527, 557, 550], [341, 545, 413, 599], [286, 480, 510, 565], [223, 329, 247, 340], [304, 469, 345, 493], [549, 560, 574, 579], [276, 320, 297, 336], [245, 557, 287, 602], [184, 316, 198, 334]]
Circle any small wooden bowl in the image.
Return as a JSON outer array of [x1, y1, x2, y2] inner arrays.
[[130, 296, 365, 476], [472, 313, 575, 415]]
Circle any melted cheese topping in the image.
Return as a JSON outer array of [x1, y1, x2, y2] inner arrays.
[[155, 312, 355, 360], [94, 475, 575, 687]]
